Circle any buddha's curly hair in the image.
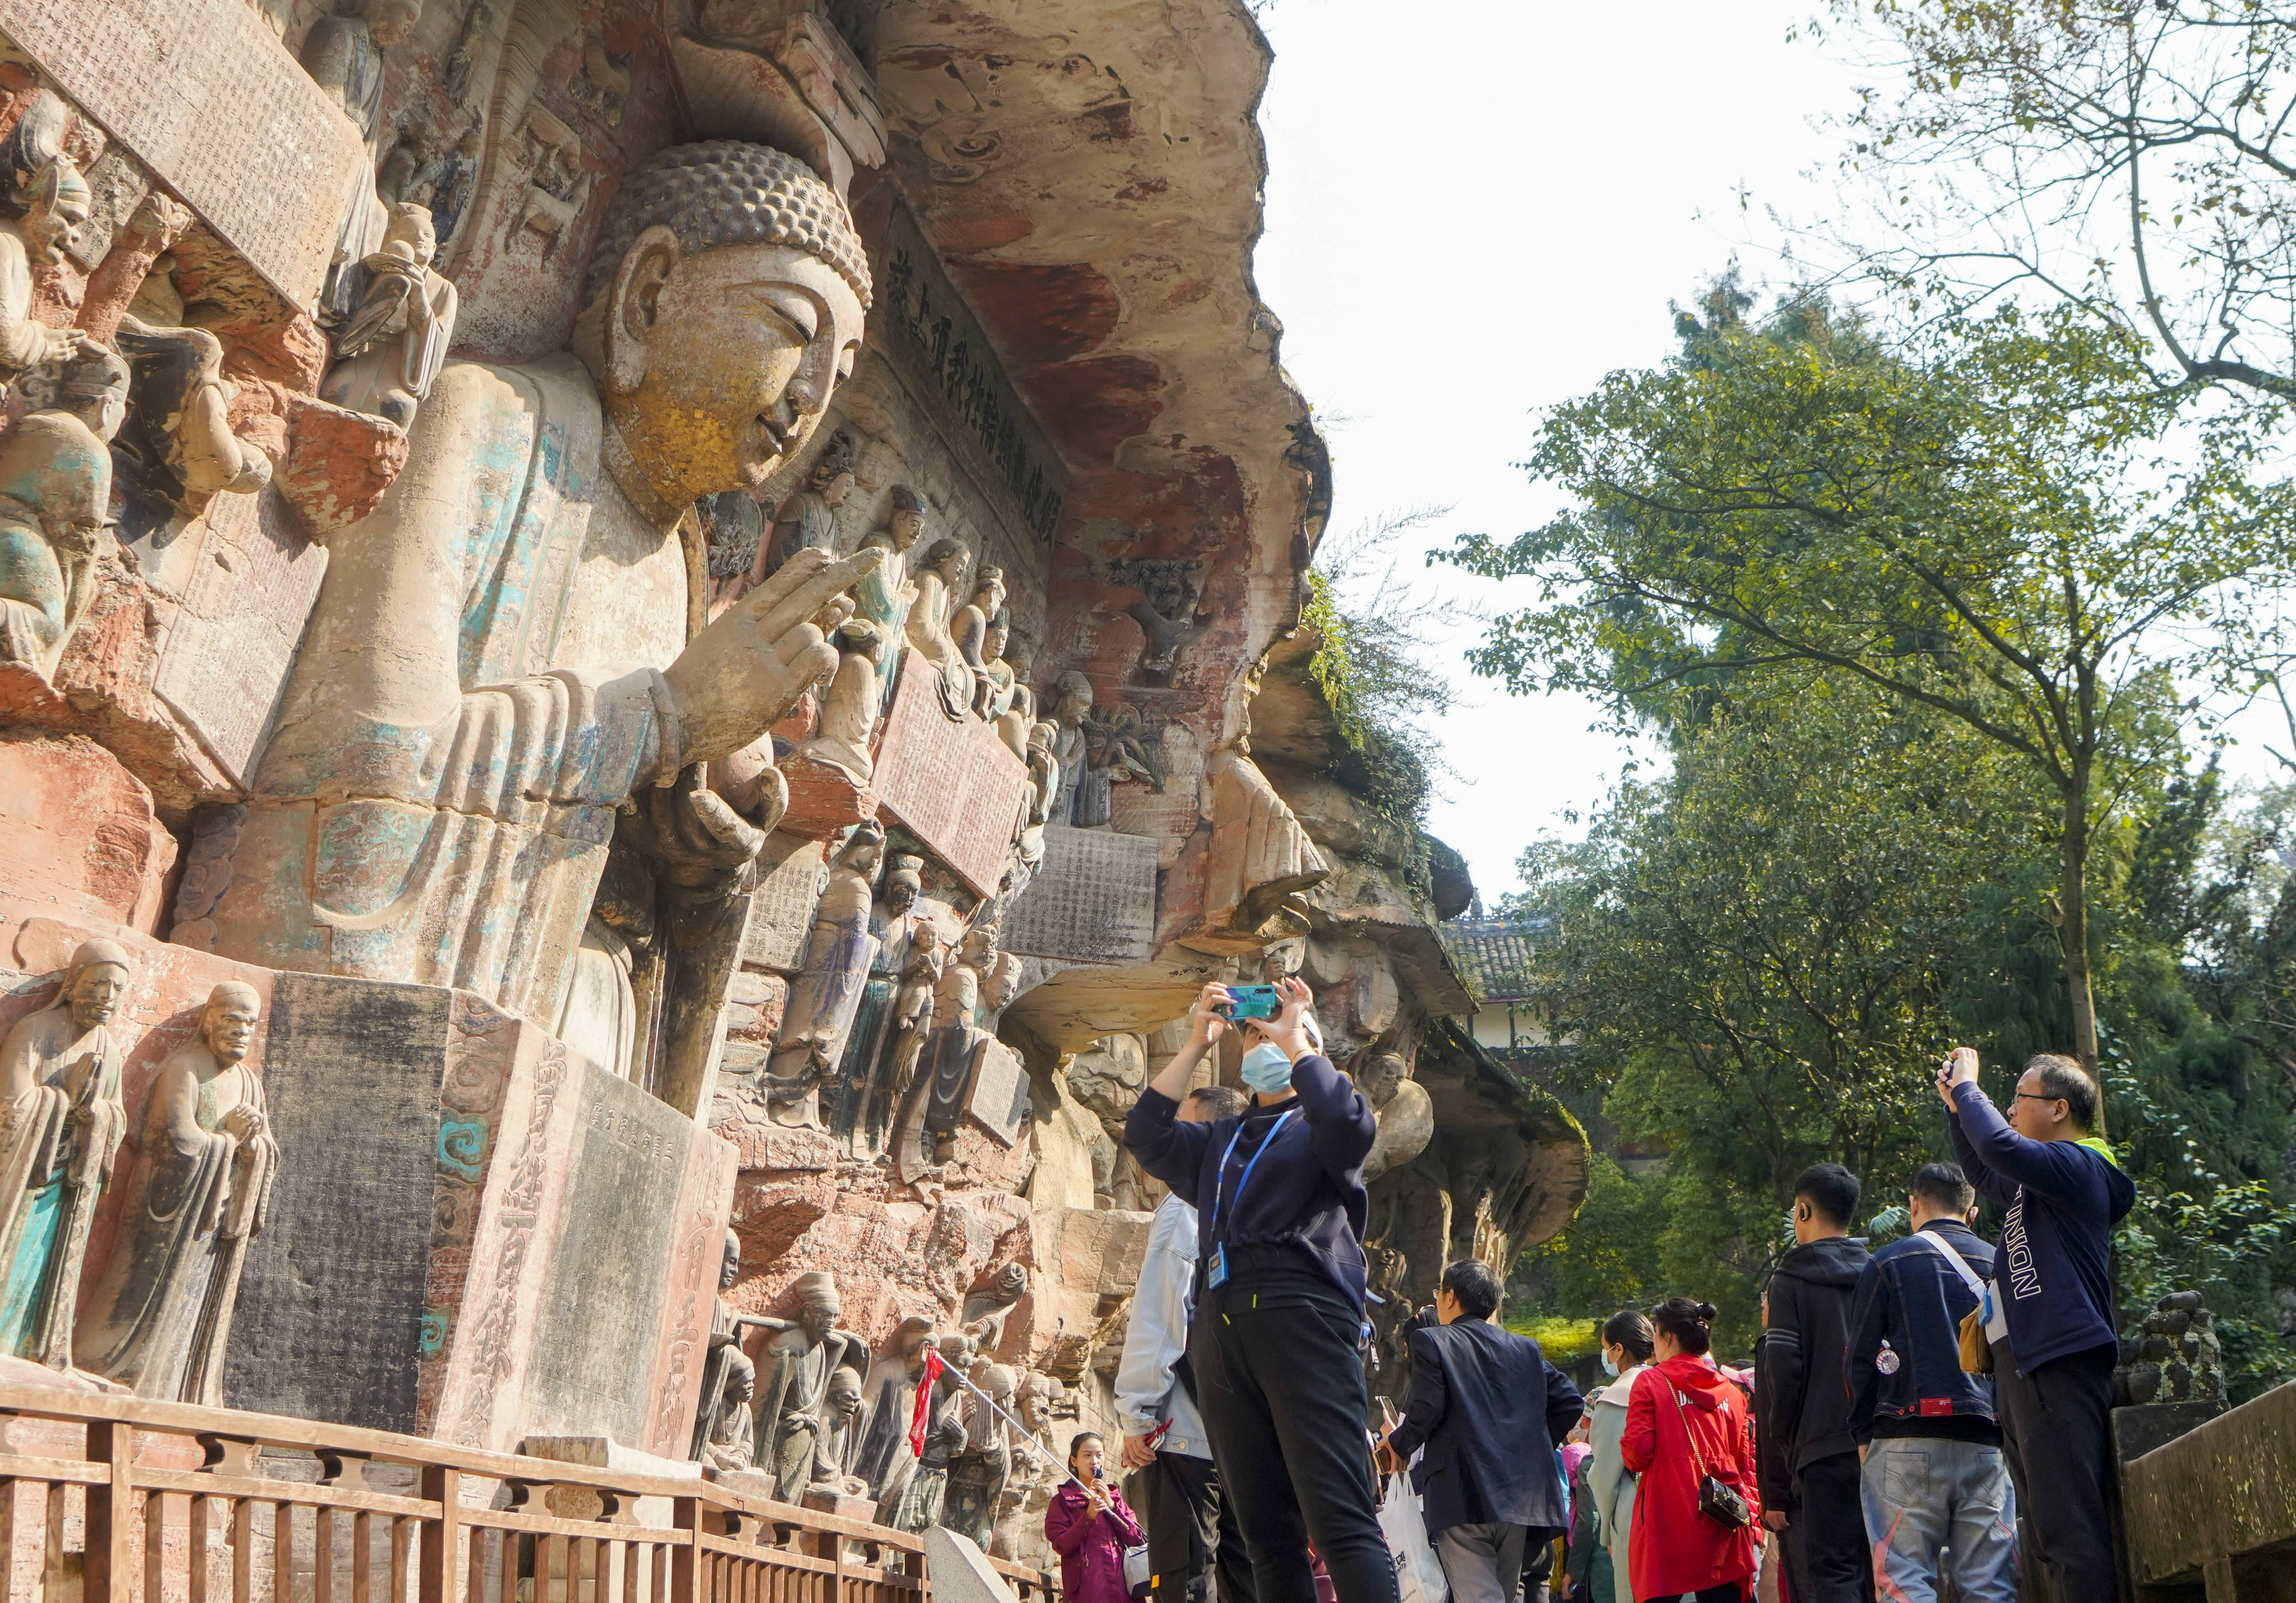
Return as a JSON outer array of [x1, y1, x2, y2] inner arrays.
[[584, 141, 872, 309]]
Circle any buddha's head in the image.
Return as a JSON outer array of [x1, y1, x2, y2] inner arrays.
[[579, 142, 870, 518], [882, 853, 923, 918], [201, 983, 261, 1065]]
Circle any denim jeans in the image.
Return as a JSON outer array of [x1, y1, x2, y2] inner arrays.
[[1859, 1438, 2019, 1603]]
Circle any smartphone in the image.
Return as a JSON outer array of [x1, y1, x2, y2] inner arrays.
[[1223, 984, 1281, 1021]]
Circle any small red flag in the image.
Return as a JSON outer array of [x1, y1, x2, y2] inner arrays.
[[909, 1344, 945, 1458]]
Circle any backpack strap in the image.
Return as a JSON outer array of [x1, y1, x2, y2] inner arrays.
[[1910, 1229, 1986, 1297]]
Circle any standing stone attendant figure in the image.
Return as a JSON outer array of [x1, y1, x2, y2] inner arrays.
[[76, 983, 277, 1402], [0, 940, 132, 1367], [762, 429, 858, 580], [753, 1271, 861, 1497], [856, 486, 928, 701]]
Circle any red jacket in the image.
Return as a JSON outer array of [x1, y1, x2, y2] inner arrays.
[[1045, 1478, 1144, 1603], [1618, 1355, 1762, 1599]]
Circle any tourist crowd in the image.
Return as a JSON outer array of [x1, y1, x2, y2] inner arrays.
[[1040, 983, 2128, 1603]]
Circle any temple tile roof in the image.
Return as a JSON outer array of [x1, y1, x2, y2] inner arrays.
[[1441, 917, 1549, 1004]]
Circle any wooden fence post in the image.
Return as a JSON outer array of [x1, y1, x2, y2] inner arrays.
[[83, 1419, 133, 1603], [419, 1465, 460, 1603]]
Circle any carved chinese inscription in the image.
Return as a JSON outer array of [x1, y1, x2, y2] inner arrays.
[[1000, 825, 1158, 965], [872, 650, 1031, 898]]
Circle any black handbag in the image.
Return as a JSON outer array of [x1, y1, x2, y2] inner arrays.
[[1669, 1384, 1752, 1530]]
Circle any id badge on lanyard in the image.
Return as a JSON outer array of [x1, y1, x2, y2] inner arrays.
[[1206, 1109, 1297, 1294]]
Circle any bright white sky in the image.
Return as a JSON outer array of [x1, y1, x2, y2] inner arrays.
[[1252, 0, 2287, 904]]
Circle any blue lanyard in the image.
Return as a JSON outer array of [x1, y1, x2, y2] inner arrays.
[[1209, 1109, 1298, 1236]]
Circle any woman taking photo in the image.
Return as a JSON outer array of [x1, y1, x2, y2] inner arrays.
[[1618, 1298, 1760, 1603], [1125, 977, 1397, 1603], [1583, 1309, 1657, 1603], [1045, 1431, 1146, 1603]]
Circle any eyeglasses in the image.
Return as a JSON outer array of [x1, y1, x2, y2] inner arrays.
[[2011, 1092, 2065, 1107]]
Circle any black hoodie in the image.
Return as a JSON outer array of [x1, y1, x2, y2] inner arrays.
[[1755, 1234, 1871, 1506]]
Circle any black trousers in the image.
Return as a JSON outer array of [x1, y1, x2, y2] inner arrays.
[[1638, 1586, 1746, 1603], [1190, 1295, 1398, 1603], [1994, 1341, 2120, 1603], [1781, 1450, 1874, 1603], [1137, 1450, 1255, 1603]]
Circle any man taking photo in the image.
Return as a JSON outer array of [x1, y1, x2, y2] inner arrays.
[[1115, 1084, 1255, 1603], [1846, 1162, 2016, 1603], [1755, 1163, 1873, 1603], [1379, 1260, 1582, 1603], [1941, 1047, 2134, 1603]]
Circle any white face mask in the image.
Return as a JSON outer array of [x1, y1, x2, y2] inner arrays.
[[1600, 1349, 1619, 1378], [1239, 1042, 1294, 1093]]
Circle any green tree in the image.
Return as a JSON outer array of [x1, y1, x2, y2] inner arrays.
[[1448, 290, 2292, 1082]]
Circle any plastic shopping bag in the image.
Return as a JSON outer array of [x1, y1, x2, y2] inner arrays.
[[1379, 1473, 1449, 1603]]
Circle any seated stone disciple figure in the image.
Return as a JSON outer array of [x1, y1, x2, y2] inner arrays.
[[855, 486, 927, 702], [321, 200, 460, 429], [0, 941, 132, 1368], [0, 352, 130, 681], [0, 94, 92, 387], [762, 428, 857, 579], [903, 537, 974, 714], [179, 142, 883, 1040], [75, 984, 277, 1402]]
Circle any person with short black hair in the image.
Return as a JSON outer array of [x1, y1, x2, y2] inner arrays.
[[1847, 1162, 2016, 1603], [1940, 1047, 2134, 1603], [1115, 1084, 1255, 1603], [1619, 1298, 1760, 1602], [1754, 1165, 1873, 1602], [1379, 1259, 1582, 1603], [1124, 979, 1397, 1603], [1585, 1310, 1659, 1603]]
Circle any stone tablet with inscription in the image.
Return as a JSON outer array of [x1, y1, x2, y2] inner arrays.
[[744, 835, 828, 971], [873, 650, 1032, 897], [0, 0, 369, 304], [965, 1036, 1029, 1146], [1001, 825, 1158, 964]]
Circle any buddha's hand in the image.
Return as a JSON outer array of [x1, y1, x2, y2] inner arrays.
[[665, 546, 885, 767], [620, 763, 766, 891]]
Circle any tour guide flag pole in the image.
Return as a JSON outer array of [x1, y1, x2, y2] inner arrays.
[[912, 1346, 1091, 1495]]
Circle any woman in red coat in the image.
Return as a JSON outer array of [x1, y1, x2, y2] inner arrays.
[[1618, 1298, 1762, 1603], [1045, 1432, 1146, 1603]]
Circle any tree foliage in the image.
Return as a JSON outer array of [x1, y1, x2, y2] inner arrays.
[[1445, 284, 2294, 1070], [1821, 0, 2296, 401]]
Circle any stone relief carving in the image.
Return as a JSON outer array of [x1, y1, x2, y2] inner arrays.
[[885, 1337, 966, 1532], [74, 983, 277, 1402], [943, 1360, 1013, 1546], [301, 0, 424, 328], [0, 95, 92, 387], [949, 566, 1006, 716], [855, 484, 926, 701], [321, 202, 459, 429], [904, 536, 972, 716], [960, 1261, 1027, 1353], [109, 320, 271, 519], [1045, 673, 1166, 828], [514, 105, 591, 261], [763, 822, 883, 1128], [797, 615, 885, 781], [187, 141, 883, 1043], [689, 1230, 778, 1463], [854, 1313, 937, 1508], [429, 129, 484, 248], [767, 428, 858, 580], [0, 940, 131, 1368], [1110, 557, 1207, 684], [751, 1270, 864, 1496], [0, 354, 129, 681]]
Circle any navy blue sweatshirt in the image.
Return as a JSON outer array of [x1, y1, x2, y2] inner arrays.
[[1123, 1054, 1376, 1311], [1947, 1082, 2135, 1372]]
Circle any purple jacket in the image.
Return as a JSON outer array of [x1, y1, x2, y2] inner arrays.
[[1045, 1478, 1144, 1603]]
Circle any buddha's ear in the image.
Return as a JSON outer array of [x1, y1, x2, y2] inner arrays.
[[602, 225, 680, 396]]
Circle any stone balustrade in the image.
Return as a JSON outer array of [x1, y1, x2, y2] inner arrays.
[[0, 1381, 1057, 1603], [2122, 1377, 2296, 1601]]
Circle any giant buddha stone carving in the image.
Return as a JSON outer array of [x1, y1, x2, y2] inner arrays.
[[183, 142, 882, 1040]]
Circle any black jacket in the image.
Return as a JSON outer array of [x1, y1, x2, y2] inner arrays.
[[1384, 1319, 1583, 1537], [1123, 1054, 1375, 1309], [1755, 1233, 1870, 1507], [1847, 1221, 2000, 1443]]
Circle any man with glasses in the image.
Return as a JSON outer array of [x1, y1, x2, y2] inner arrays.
[[1938, 1049, 2134, 1603]]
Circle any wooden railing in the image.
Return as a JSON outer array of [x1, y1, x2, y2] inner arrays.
[[0, 1383, 1058, 1603]]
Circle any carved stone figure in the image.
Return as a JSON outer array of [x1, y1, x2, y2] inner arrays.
[[429, 129, 483, 246], [322, 202, 460, 429], [944, 1360, 1015, 1546], [188, 142, 882, 1036], [856, 486, 927, 701], [0, 941, 132, 1368], [905, 537, 972, 713], [797, 616, 885, 781], [110, 320, 270, 520], [1115, 558, 1206, 682], [752, 1271, 861, 1496], [886, 1350, 965, 1533], [702, 1358, 757, 1472], [763, 823, 884, 1128], [950, 567, 1007, 715], [961, 1262, 1028, 1353], [0, 363, 127, 681], [0, 96, 90, 387], [854, 1314, 937, 1505], [1018, 719, 1060, 868], [302, 0, 425, 327], [815, 1364, 870, 1494], [75, 983, 277, 1402], [765, 429, 856, 578], [690, 1231, 775, 1462], [994, 643, 1035, 760], [443, 0, 498, 104], [377, 120, 444, 207], [1047, 672, 1093, 824], [893, 920, 993, 1177], [972, 610, 1018, 726]]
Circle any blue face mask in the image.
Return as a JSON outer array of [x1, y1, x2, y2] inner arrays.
[[1600, 1350, 1619, 1378], [1239, 1042, 1294, 1094]]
